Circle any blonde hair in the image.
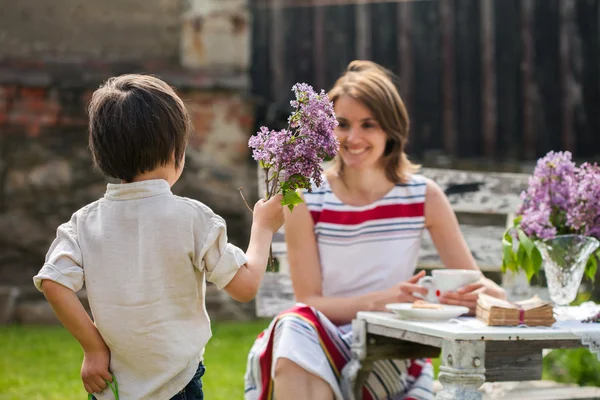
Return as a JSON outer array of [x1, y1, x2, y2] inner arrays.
[[328, 60, 419, 183]]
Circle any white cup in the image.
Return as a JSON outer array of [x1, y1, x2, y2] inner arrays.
[[416, 269, 482, 303]]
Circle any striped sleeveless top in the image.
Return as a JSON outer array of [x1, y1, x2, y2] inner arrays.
[[304, 174, 427, 298]]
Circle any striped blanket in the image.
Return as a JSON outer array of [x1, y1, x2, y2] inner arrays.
[[244, 305, 434, 400]]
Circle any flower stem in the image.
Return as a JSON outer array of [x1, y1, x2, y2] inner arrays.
[[262, 167, 275, 271], [237, 187, 253, 213]]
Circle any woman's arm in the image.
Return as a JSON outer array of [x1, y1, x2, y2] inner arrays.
[[285, 201, 426, 326], [424, 178, 506, 309]]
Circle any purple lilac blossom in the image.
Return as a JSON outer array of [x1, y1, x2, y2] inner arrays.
[[567, 162, 600, 239], [248, 83, 339, 193], [517, 151, 600, 240], [517, 151, 577, 238]]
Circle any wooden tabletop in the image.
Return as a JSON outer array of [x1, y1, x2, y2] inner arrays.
[[356, 312, 600, 342]]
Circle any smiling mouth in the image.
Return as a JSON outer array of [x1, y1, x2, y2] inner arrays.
[[346, 148, 367, 155]]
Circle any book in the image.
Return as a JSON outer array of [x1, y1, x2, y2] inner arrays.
[[476, 293, 556, 327]]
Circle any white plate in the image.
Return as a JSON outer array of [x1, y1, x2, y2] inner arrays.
[[385, 303, 469, 321]]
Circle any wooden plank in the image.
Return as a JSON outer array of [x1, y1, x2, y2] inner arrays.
[[397, 0, 414, 121], [313, 3, 326, 91], [559, 0, 576, 152], [481, 0, 497, 159], [421, 168, 528, 215], [365, 333, 440, 360], [269, 0, 285, 103], [323, 4, 357, 87], [286, 5, 314, 88], [494, 0, 522, 160], [249, 3, 271, 100], [440, 0, 457, 157], [255, 272, 295, 317], [573, 0, 600, 159], [455, 0, 482, 158], [412, 0, 442, 154], [521, 0, 536, 159], [534, 0, 561, 155], [253, 0, 446, 8], [419, 224, 506, 271], [355, 0, 371, 60], [370, 2, 398, 71], [366, 324, 444, 348], [485, 341, 543, 382]]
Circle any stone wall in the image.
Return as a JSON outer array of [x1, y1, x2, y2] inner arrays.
[[0, 0, 182, 62], [0, 0, 260, 324], [0, 62, 258, 324]]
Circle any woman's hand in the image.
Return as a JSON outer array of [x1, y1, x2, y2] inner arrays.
[[372, 271, 429, 311], [439, 277, 507, 315]]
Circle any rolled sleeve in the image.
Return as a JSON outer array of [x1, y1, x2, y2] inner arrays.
[[33, 220, 84, 293], [197, 216, 247, 290]]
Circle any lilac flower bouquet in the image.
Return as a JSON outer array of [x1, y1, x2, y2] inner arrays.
[[502, 151, 600, 282], [248, 83, 339, 210]]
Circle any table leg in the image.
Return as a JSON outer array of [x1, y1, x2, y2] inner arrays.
[[341, 319, 370, 400], [436, 340, 486, 400]]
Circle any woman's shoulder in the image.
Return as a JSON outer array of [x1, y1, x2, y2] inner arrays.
[[399, 173, 428, 186], [389, 173, 428, 199]]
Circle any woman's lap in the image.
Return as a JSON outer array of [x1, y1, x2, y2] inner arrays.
[[244, 304, 434, 400]]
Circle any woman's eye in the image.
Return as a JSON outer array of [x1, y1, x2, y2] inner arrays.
[[337, 121, 349, 129], [363, 123, 376, 129]]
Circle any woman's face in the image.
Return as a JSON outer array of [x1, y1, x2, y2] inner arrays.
[[334, 95, 388, 171]]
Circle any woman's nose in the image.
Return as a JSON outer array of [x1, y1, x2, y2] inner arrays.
[[346, 127, 362, 142]]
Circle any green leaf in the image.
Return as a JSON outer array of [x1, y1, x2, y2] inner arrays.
[[585, 254, 597, 283], [282, 190, 304, 211], [531, 247, 543, 279], [517, 244, 526, 268], [513, 215, 523, 225], [519, 245, 535, 281], [517, 229, 535, 256], [502, 236, 517, 273]]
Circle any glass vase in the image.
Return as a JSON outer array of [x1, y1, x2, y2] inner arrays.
[[535, 234, 599, 308]]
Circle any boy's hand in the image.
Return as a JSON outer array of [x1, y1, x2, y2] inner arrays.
[[81, 348, 113, 395], [253, 194, 285, 233]]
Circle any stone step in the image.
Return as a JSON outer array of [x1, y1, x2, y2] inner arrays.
[[481, 381, 600, 400], [433, 380, 600, 400]]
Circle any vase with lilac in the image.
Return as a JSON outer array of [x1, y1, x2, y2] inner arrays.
[[502, 151, 600, 308], [245, 83, 339, 268]]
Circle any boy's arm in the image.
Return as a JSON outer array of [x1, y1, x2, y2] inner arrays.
[[223, 195, 284, 302], [41, 280, 113, 394], [199, 195, 284, 303], [223, 224, 273, 302]]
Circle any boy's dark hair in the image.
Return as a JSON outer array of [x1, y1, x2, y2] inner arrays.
[[88, 74, 191, 182]]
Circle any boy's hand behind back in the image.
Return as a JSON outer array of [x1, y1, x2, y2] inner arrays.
[[81, 347, 113, 394], [253, 194, 285, 233]]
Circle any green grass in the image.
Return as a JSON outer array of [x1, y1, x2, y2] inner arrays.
[[2, 322, 596, 399], [0, 320, 271, 400]]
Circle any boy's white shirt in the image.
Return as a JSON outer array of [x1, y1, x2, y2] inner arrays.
[[33, 179, 247, 400]]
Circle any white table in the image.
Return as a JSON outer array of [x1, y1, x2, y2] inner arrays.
[[343, 312, 600, 400]]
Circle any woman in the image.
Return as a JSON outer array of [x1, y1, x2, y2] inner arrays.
[[244, 61, 506, 400]]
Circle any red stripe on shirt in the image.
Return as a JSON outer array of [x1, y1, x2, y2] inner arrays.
[[316, 203, 424, 225]]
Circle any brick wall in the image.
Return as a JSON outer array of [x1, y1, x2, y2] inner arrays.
[[0, 0, 258, 324], [0, 63, 258, 322]]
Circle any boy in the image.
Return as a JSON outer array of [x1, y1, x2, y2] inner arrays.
[[33, 74, 284, 399]]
